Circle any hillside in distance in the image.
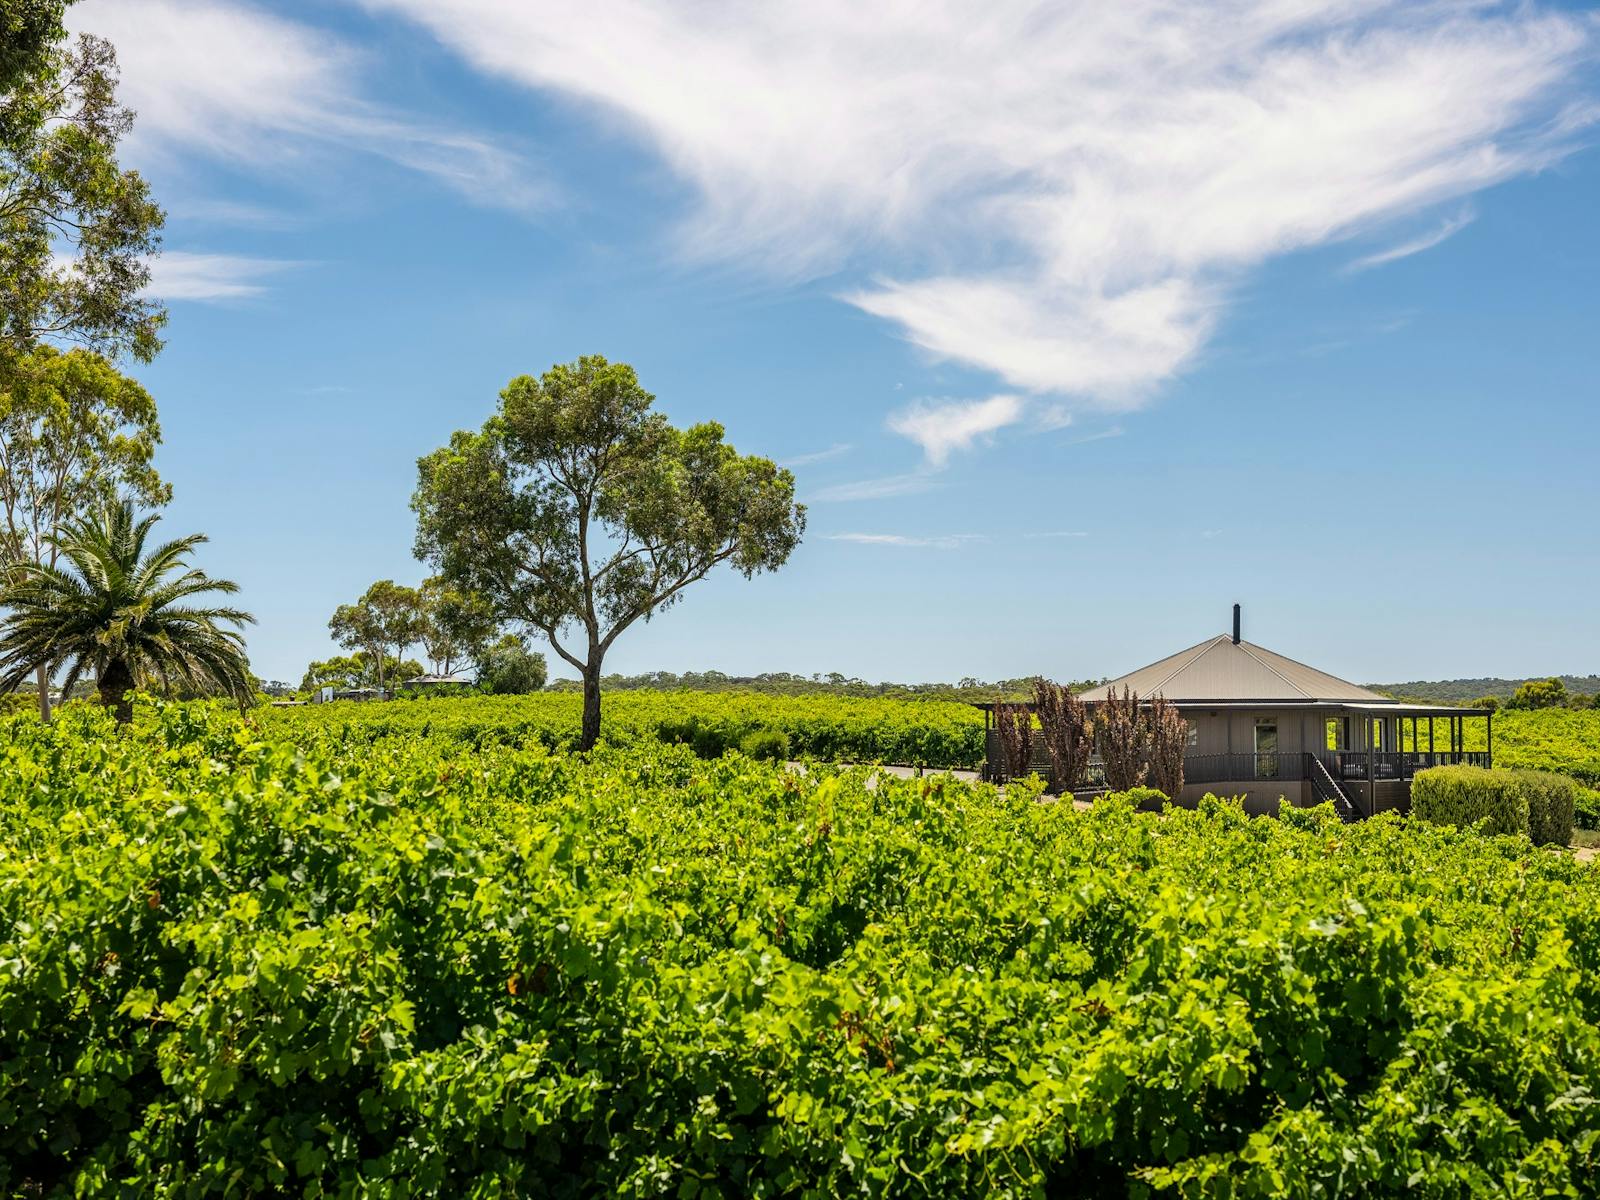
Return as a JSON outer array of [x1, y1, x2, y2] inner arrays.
[[1369, 675, 1600, 704]]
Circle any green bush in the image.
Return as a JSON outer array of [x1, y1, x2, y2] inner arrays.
[[1412, 765, 1528, 837], [1576, 786, 1600, 831], [1522, 770, 1578, 847], [739, 728, 790, 762], [1413, 764, 1577, 845], [1119, 785, 1170, 810]]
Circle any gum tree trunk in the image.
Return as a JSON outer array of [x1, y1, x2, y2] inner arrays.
[[580, 659, 602, 751], [35, 663, 51, 721]]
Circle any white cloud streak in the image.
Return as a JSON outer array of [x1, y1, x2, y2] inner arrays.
[[781, 442, 853, 467], [809, 473, 938, 503], [70, 0, 548, 213], [886, 394, 1023, 466], [357, 0, 1595, 407], [823, 533, 983, 549], [1346, 209, 1477, 271], [143, 252, 305, 301]]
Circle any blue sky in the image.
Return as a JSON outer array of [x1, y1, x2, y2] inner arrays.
[[63, 0, 1600, 686]]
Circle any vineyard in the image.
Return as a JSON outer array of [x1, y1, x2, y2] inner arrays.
[[263, 692, 1600, 784], [263, 690, 992, 768], [4, 701, 1600, 1196]]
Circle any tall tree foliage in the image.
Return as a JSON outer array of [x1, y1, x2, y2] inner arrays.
[[0, 344, 167, 715], [328, 581, 423, 695], [1, 29, 165, 361], [417, 575, 494, 677], [413, 355, 805, 749], [0, 499, 253, 721], [0, 0, 66, 94]]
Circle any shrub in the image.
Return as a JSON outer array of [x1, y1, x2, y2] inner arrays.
[[475, 634, 548, 695], [739, 728, 790, 762], [1118, 785, 1170, 810], [1412, 765, 1528, 837], [1098, 686, 1149, 792], [1576, 786, 1600, 831], [992, 701, 1033, 780], [1521, 770, 1577, 847], [1033, 678, 1092, 793]]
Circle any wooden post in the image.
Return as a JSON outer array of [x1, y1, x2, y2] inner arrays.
[[1487, 711, 1493, 766]]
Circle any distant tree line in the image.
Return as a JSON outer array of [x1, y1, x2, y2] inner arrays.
[[1464, 678, 1595, 714], [1373, 675, 1600, 707], [543, 670, 1103, 703]]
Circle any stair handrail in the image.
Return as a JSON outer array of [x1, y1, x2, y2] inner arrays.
[[1308, 752, 1363, 819]]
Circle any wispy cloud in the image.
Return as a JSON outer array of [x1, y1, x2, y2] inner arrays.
[[71, 0, 549, 213], [361, 0, 1595, 410], [810, 473, 938, 503], [823, 532, 983, 549], [144, 252, 305, 301], [1063, 426, 1125, 447], [781, 442, 853, 467], [1347, 210, 1477, 272], [886, 394, 1023, 465]]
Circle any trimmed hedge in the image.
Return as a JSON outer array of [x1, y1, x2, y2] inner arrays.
[[1413, 764, 1576, 846], [1523, 770, 1579, 848]]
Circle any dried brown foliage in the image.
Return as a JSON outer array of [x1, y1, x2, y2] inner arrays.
[[1033, 677, 1094, 794], [993, 701, 1034, 781], [1148, 693, 1188, 801], [1098, 686, 1150, 792]]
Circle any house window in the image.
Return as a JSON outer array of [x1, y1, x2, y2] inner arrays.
[[1325, 717, 1347, 752], [1255, 720, 1279, 779], [1186, 725, 1199, 748]]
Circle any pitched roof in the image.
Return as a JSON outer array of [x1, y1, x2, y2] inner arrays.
[[1077, 635, 1393, 705]]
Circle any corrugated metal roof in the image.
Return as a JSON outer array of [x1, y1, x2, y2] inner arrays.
[[1077, 635, 1394, 704]]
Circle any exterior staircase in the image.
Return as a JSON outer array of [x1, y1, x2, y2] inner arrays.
[[1307, 753, 1363, 823]]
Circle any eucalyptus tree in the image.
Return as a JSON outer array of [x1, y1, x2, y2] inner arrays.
[[1, 26, 165, 361], [0, 345, 168, 715], [413, 355, 805, 749], [329, 580, 424, 695], [0, 499, 254, 722]]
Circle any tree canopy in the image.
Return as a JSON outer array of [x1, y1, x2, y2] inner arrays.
[[0, 499, 254, 721], [413, 355, 804, 748], [329, 580, 425, 694], [1, 28, 165, 362]]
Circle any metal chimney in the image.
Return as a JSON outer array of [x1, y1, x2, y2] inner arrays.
[[1232, 604, 1241, 644]]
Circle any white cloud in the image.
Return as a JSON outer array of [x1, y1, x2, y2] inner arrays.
[[1346, 209, 1477, 272], [781, 442, 853, 467], [810, 473, 938, 503], [70, 0, 547, 212], [823, 533, 983, 549], [357, 0, 1595, 407], [886, 394, 1023, 465], [143, 252, 303, 301], [1063, 425, 1126, 447]]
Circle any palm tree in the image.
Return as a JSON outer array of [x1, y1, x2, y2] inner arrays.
[[0, 499, 255, 722]]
